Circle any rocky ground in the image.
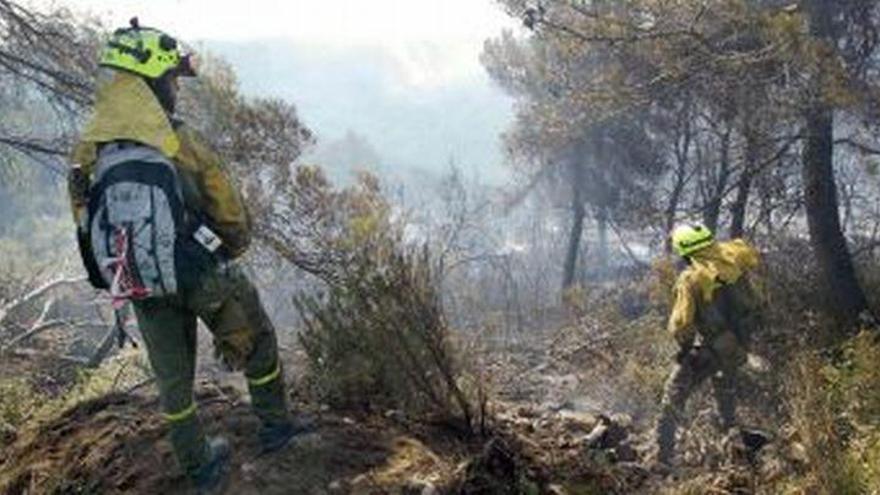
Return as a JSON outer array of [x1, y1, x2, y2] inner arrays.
[[0, 314, 805, 494]]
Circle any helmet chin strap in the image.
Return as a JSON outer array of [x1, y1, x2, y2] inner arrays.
[[146, 73, 177, 115]]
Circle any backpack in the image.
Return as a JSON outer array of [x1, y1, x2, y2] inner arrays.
[[699, 275, 762, 347], [78, 142, 220, 303]]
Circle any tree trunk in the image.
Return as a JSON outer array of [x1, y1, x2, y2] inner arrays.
[[802, 105, 868, 320], [596, 205, 609, 279], [730, 128, 757, 238], [704, 127, 731, 233], [563, 164, 586, 290], [665, 105, 692, 251], [802, 0, 869, 322], [729, 172, 752, 238]]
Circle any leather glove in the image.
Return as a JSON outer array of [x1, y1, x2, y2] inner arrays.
[[675, 346, 692, 364], [68, 167, 90, 206]]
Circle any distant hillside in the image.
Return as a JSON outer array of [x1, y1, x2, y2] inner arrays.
[[207, 39, 514, 184]]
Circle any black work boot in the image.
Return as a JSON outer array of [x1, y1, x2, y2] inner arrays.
[[655, 414, 677, 467], [740, 427, 772, 463], [259, 415, 317, 454], [248, 364, 312, 453], [193, 436, 231, 494]]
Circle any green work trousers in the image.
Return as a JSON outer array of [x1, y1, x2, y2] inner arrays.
[[656, 332, 744, 463], [132, 262, 289, 476]]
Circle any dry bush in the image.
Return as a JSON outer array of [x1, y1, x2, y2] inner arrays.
[[780, 332, 880, 494], [553, 276, 673, 423], [783, 351, 856, 493], [758, 234, 876, 349], [648, 256, 679, 312], [581, 283, 671, 421], [758, 238, 879, 494], [258, 168, 482, 433], [296, 246, 480, 433]]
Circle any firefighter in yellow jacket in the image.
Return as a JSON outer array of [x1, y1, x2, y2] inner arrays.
[[655, 224, 762, 465], [68, 19, 305, 492]]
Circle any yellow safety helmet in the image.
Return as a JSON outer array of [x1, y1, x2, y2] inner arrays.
[[99, 18, 196, 79], [671, 224, 715, 257]]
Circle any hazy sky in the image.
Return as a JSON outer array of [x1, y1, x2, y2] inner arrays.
[[71, 0, 513, 42], [65, 0, 519, 86], [56, 0, 522, 181]]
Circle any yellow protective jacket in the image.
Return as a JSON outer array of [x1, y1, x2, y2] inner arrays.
[[68, 72, 251, 257], [667, 239, 761, 348]]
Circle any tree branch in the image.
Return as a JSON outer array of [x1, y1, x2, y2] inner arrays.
[[0, 276, 85, 327], [834, 137, 880, 156]]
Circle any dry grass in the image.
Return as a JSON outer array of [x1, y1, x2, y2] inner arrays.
[[0, 378, 38, 438], [774, 332, 880, 494], [0, 348, 150, 438]]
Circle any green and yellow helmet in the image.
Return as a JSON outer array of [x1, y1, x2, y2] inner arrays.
[[99, 18, 196, 79], [671, 224, 715, 257]]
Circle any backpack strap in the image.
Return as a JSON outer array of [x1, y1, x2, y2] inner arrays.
[[102, 225, 151, 307]]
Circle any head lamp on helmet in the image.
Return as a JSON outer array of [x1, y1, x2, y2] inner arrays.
[[671, 224, 715, 258], [99, 17, 196, 79]]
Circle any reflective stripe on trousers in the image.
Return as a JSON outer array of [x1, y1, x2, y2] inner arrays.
[[248, 362, 281, 387], [163, 401, 197, 422]]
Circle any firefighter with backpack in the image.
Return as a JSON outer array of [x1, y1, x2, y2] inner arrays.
[[654, 224, 763, 466], [68, 19, 305, 492]]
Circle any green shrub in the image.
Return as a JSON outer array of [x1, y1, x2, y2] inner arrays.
[[782, 332, 880, 494], [266, 169, 484, 432], [0, 378, 39, 429], [297, 246, 480, 432]]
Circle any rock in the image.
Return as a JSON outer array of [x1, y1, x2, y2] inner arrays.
[[559, 410, 596, 434], [746, 353, 771, 373], [547, 484, 568, 495], [789, 441, 809, 465], [241, 462, 257, 482], [384, 409, 406, 423], [539, 401, 564, 413], [585, 414, 628, 450], [614, 441, 639, 463], [327, 480, 344, 493], [536, 417, 555, 430], [585, 422, 608, 447], [610, 413, 633, 429]]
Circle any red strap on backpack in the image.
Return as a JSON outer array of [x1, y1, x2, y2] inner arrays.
[[102, 226, 151, 309]]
